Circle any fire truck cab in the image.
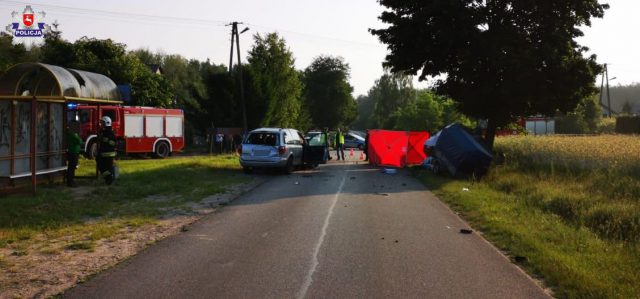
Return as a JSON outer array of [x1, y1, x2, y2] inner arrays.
[[70, 105, 184, 158]]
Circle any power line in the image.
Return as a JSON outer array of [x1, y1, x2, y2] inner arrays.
[[0, 0, 381, 48], [0, 0, 228, 27], [247, 23, 380, 48]]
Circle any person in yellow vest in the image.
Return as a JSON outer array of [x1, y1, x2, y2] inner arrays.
[[335, 128, 345, 160]]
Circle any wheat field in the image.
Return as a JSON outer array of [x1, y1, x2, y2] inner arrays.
[[495, 135, 640, 175]]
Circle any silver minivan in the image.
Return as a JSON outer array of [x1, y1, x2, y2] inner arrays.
[[239, 128, 328, 174]]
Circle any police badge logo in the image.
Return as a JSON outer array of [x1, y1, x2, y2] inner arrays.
[[6, 5, 51, 49]]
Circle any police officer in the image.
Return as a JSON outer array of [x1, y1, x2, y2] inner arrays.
[[335, 128, 345, 160], [97, 116, 117, 185]]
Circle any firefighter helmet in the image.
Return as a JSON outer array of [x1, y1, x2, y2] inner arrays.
[[101, 116, 112, 127]]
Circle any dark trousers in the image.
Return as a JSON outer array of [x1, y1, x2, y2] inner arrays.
[[97, 156, 115, 184], [67, 152, 79, 186], [336, 144, 345, 160]]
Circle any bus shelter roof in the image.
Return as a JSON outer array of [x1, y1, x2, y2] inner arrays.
[[0, 62, 122, 104]]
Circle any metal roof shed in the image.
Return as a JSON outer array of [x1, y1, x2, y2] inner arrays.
[[0, 63, 122, 193]]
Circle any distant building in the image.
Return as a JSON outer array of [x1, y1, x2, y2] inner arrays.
[[146, 64, 163, 75], [525, 117, 555, 135]]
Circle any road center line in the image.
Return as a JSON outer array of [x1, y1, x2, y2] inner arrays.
[[297, 173, 347, 299]]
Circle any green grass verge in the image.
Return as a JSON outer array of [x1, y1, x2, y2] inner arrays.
[[414, 167, 640, 299], [0, 155, 247, 253]]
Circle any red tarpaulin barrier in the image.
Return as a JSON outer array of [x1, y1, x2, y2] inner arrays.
[[367, 130, 430, 168], [407, 131, 430, 165], [368, 130, 409, 168]]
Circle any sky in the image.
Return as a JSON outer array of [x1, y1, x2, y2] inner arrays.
[[0, 0, 637, 96]]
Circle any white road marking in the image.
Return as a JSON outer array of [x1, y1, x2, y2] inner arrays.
[[297, 174, 347, 299]]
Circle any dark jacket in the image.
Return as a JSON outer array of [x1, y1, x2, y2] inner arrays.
[[98, 127, 117, 157]]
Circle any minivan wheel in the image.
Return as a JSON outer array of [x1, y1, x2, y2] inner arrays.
[[283, 157, 294, 174]]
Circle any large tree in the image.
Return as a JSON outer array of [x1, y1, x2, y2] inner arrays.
[[393, 90, 473, 132], [351, 94, 376, 130], [302, 55, 356, 129], [0, 33, 40, 71], [247, 33, 303, 129], [369, 71, 415, 129], [371, 0, 608, 149]]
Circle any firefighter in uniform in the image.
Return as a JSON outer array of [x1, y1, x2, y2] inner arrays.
[[97, 116, 117, 185]]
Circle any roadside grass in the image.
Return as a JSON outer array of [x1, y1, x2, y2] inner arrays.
[[0, 155, 247, 256], [416, 169, 639, 298], [415, 135, 640, 298]]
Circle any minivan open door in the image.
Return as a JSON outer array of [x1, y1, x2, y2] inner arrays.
[[303, 132, 329, 166]]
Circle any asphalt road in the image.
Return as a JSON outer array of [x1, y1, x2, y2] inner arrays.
[[64, 160, 550, 299]]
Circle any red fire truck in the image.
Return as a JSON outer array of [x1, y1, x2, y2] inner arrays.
[[69, 105, 185, 158]]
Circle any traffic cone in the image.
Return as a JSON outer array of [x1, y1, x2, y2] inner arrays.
[[359, 151, 364, 160]]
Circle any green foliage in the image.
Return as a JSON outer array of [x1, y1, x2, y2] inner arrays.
[[372, 0, 608, 148], [555, 112, 588, 134], [370, 71, 415, 129], [596, 118, 616, 134], [302, 55, 357, 129], [622, 100, 633, 115], [247, 33, 303, 128], [392, 90, 473, 132], [555, 96, 602, 134], [0, 33, 39, 72], [130, 70, 174, 107], [351, 95, 376, 130]]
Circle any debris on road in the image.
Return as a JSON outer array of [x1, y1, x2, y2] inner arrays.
[[350, 176, 356, 180], [375, 192, 390, 196], [381, 168, 397, 175], [514, 256, 528, 263], [294, 181, 300, 185], [460, 229, 473, 234]]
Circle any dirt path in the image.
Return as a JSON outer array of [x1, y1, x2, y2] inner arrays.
[[0, 178, 267, 299]]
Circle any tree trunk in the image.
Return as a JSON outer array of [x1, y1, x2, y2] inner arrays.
[[484, 117, 497, 152]]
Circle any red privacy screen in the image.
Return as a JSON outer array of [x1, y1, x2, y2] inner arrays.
[[407, 131, 430, 165], [368, 130, 409, 168], [368, 130, 429, 168]]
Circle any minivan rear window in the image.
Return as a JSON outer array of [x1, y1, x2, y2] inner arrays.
[[245, 132, 278, 146]]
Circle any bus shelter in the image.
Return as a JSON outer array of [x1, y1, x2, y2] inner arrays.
[[0, 63, 122, 193]]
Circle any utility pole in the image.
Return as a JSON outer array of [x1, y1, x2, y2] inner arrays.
[[228, 24, 235, 73], [599, 63, 605, 115], [599, 63, 614, 118], [227, 21, 249, 133], [605, 64, 612, 118]]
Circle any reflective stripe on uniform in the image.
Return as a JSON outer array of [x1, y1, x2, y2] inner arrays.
[[100, 152, 117, 157]]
